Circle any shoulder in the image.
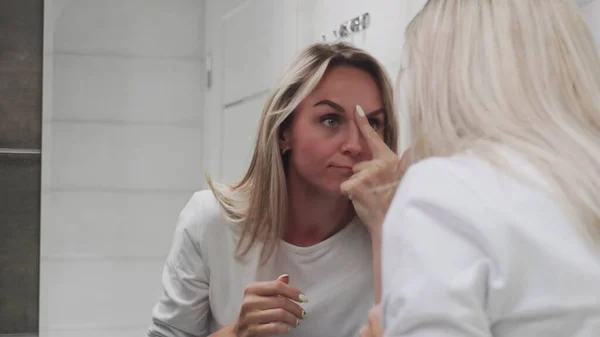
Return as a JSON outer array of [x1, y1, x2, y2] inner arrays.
[[380, 155, 514, 336], [178, 190, 223, 226], [166, 189, 245, 272], [175, 189, 234, 246], [385, 152, 524, 253], [395, 153, 505, 211], [396, 149, 547, 222], [386, 150, 554, 259]]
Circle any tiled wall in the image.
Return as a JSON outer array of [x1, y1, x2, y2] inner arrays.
[[40, 1, 205, 336], [0, 0, 43, 335]]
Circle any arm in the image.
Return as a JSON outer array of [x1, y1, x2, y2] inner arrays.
[[207, 325, 235, 337], [381, 160, 499, 337], [148, 194, 213, 337], [371, 230, 383, 304]]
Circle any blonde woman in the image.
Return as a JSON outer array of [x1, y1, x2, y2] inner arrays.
[[147, 42, 405, 337], [359, 0, 600, 336]]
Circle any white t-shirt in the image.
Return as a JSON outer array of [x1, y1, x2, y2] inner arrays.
[[148, 190, 375, 337], [381, 151, 600, 337]]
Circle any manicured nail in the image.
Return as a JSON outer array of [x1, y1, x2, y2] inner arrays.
[[299, 293, 308, 303], [277, 274, 289, 283], [296, 319, 301, 327], [356, 105, 365, 117], [302, 310, 307, 318]]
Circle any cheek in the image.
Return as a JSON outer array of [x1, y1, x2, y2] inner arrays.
[[293, 140, 330, 169], [290, 123, 332, 163], [290, 141, 348, 191]]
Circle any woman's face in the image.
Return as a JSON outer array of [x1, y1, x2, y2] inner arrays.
[[280, 65, 386, 197]]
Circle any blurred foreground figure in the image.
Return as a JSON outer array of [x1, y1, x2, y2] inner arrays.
[[380, 0, 600, 336]]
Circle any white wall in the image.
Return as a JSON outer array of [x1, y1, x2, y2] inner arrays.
[[581, 0, 600, 44], [40, 1, 205, 336]]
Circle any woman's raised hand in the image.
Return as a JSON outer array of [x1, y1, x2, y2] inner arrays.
[[341, 105, 411, 236]]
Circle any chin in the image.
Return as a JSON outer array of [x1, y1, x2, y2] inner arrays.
[[302, 174, 349, 198], [321, 181, 347, 198]]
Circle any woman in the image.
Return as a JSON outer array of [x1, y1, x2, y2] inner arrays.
[[361, 0, 600, 336], [147, 42, 405, 337]]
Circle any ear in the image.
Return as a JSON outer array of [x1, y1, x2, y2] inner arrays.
[[279, 127, 292, 153]]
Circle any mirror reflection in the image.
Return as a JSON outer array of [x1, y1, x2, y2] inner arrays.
[[1, 1, 600, 337]]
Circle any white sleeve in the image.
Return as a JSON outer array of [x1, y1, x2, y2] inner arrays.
[[148, 193, 212, 337], [381, 159, 498, 337]]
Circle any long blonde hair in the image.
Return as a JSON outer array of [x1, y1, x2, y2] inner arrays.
[[207, 42, 399, 263], [402, 0, 600, 239]]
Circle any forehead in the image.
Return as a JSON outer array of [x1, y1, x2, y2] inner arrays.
[[304, 66, 382, 107]]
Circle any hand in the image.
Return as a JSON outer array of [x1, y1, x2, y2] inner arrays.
[[233, 274, 307, 337], [340, 105, 411, 235], [359, 305, 383, 337]]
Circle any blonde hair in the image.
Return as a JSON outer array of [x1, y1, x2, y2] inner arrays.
[[402, 0, 600, 240], [207, 42, 399, 263]]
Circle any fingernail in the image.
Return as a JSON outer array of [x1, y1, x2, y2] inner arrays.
[[299, 293, 308, 303], [356, 105, 365, 117], [296, 319, 301, 327], [302, 310, 307, 318], [277, 274, 289, 283]]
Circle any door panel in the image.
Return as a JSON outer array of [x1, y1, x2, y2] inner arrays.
[[222, 1, 279, 104], [221, 94, 266, 183], [204, 0, 298, 184]]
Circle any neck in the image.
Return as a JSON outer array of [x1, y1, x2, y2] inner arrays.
[[284, 175, 355, 246]]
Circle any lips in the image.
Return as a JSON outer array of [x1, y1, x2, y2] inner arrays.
[[330, 165, 354, 174]]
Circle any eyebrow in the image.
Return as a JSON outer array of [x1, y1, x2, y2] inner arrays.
[[313, 99, 385, 117]]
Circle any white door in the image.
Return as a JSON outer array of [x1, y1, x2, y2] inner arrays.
[[203, 0, 427, 185], [203, 0, 300, 185]]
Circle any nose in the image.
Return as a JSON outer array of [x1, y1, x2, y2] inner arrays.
[[341, 122, 365, 157]]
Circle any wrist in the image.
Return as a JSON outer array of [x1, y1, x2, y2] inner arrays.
[[367, 215, 384, 239], [368, 227, 383, 245], [209, 324, 236, 337]]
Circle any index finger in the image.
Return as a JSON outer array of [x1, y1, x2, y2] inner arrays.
[[246, 280, 308, 303], [355, 105, 394, 158]]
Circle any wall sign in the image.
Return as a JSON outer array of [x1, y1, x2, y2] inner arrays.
[[321, 12, 371, 42]]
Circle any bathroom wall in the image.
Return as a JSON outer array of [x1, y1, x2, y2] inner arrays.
[[580, 0, 600, 44], [0, 0, 43, 336], [40, 1, 205, 336]]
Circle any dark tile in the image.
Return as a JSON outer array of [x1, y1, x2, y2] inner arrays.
[[0, 153, 41, 334], [0, 1, 44, 331], [0, 0, 43, 149]]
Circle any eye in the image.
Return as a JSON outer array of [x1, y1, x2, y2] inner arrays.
[[368, 118, 383, 131], [321, 114, 340, 127]]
